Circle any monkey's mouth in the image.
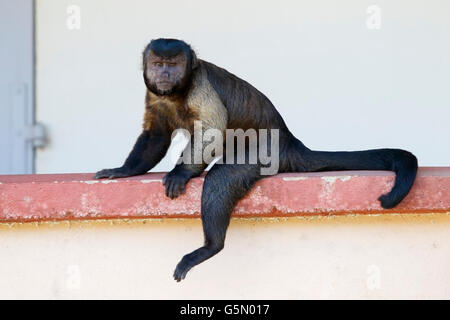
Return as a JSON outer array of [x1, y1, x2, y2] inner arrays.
[[157, 81, 173, 86], [156, 82, 174, 91]]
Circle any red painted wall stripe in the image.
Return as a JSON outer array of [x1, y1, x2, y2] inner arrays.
[[0, 167, 449, 223]]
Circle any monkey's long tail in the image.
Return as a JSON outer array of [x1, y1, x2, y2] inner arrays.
[[290, 140, 418, 209]]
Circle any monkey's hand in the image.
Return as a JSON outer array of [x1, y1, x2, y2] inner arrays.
[[94, 167, 131, 179], [162, 168, 192, 199]]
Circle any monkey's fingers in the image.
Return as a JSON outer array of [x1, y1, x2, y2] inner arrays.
[[94, 168, 130, 180], [164, 176, 187, 199], [166, 180, 180, 199], [94, 169, 113, 179], [166, 181, 176, 199]]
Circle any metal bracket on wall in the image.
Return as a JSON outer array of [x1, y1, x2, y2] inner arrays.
[[24, 123, 48, 148]]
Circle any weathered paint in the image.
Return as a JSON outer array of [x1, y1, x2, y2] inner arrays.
[[0, 168, 449, 223], [140, 179, 162, 184], [101, 180, 118, 184], [282, 177, 308, 181], [322, 176, 352, 183]]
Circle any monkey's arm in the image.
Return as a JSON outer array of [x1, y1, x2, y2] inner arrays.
[[94, 120, 171, 179]]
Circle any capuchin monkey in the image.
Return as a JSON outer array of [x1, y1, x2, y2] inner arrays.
[[95, 38, 418, 281]]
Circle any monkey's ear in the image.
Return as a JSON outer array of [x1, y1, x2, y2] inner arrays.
[[191, 51, 199, 70]]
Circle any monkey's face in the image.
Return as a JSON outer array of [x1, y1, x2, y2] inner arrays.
[[144, 52, 188, 95]]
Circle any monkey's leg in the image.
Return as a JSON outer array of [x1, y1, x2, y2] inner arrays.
[[173, 162, 261, 282]]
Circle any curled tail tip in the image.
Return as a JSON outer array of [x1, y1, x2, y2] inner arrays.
[[380, 150, 418, 209], [378, 194, 400, 209]]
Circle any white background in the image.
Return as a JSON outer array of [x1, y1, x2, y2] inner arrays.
[[36, 0, 450, 173]]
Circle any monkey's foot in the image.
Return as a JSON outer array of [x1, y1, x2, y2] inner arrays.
[[162, 170, 191, 199], [94, 168, 131, 179], [173, 256, 193, 282]]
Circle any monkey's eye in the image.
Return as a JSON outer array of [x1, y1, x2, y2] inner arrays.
[[168, 63, 177, 67], [153, 62, 164, 67]]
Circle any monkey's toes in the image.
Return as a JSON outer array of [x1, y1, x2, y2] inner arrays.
[[173, 260, 191, 282]]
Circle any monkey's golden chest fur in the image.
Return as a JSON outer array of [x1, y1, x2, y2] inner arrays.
[[143, 66, 228, 136], [144, 93, 197, 132]]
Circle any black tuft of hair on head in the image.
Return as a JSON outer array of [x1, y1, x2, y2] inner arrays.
[[145, 38, 191, 58], [143, 38, 199, 72]]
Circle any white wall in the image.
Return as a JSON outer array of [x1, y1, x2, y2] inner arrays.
[[36, 0, 450, 173], [1, 215, 449, 299]]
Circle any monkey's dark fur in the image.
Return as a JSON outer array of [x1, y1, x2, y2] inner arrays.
[[95, 39, 418, 282]]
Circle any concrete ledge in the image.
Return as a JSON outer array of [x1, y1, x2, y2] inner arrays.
[[0, 167, 449, 223]]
